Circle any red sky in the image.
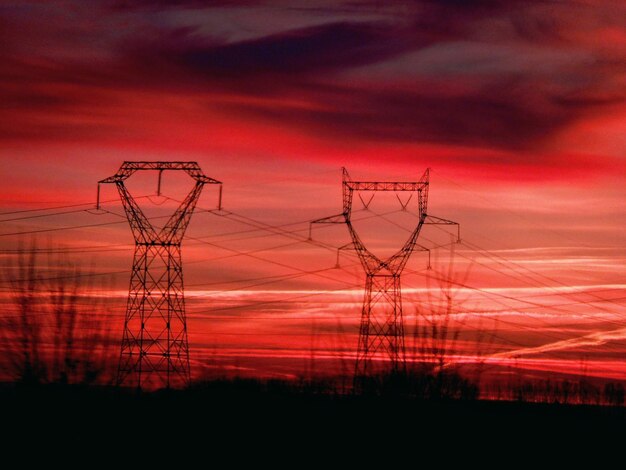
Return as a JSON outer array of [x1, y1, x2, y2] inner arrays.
[[1, 0, 625, 382]]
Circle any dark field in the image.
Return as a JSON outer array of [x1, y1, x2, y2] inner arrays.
[[3, 380, 625, 449]]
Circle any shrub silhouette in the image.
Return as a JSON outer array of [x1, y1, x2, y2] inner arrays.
[[0, 239, 116, 385]]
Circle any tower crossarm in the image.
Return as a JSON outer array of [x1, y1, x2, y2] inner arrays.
[[424, 215, 461, 243], [345, 181, 428, 192], [97, 161, 222, 210], [99, 161, 222, 183]]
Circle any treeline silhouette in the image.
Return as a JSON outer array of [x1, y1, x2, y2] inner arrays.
[[0, 239, 624, 410], [485, 377, 625, 406]]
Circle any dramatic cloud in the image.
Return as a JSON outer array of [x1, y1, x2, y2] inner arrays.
[[1, 0, 625, 160]]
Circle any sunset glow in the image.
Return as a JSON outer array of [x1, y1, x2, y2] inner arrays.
[[1, 0, 625, 387]]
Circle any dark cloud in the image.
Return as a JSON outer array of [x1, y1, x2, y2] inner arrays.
[[129, 21, 424, 78], [0, 0, 624, 158], [214, 79, 569, 151], [108, 0, 255, 10]]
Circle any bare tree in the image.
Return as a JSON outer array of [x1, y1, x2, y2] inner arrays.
[[410, 246, 492, 399], [0, 239, 116, 386]]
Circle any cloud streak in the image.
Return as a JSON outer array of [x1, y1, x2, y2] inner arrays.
[[493, 327, 626, 358]]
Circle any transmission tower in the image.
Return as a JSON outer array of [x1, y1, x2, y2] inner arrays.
[[97, 161, 222, 389], [312, 168, 459, 390]]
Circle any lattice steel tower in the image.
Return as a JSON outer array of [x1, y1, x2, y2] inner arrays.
[[98, 162, 222, 389], [312, 168, 458, 388]]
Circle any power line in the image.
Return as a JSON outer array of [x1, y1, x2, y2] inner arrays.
[[0, 196, 133, 216], [379, 206, 626, 319], [1, 174, 624, 375]]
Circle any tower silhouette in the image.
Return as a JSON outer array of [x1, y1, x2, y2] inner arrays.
[[312, 168, 458, 390], [98, 162, 221, 389]]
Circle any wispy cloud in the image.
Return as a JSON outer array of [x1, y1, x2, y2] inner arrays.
[[493, 327, 626, 358]]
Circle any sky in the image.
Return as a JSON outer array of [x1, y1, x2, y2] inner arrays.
[[0, 0, 625, 384]]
